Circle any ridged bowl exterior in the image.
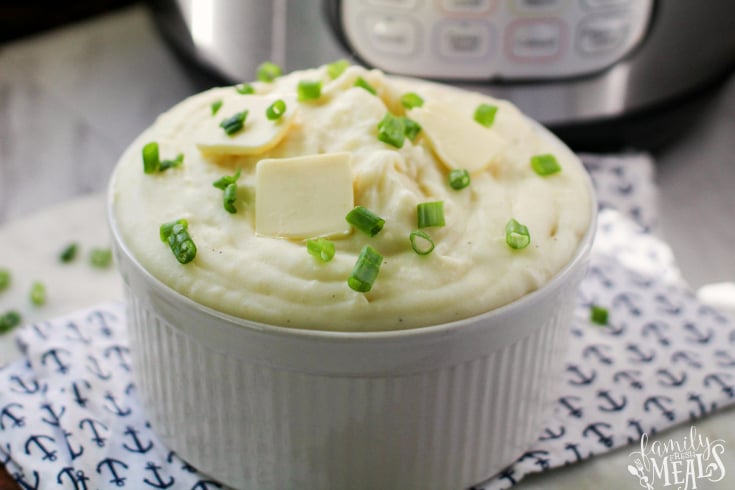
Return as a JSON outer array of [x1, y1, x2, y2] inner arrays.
[[114, 227, 590, 489]]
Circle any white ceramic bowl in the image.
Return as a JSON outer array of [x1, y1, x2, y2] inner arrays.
[[109, 126, 596, 490]]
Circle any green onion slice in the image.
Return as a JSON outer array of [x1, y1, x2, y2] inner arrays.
[[213, 169, 242, 213], [0, 310, 22, 334], [348, 245, 383, 293], [223, 183, 237, 213], [220, 111, 248, 136], [256, 61, 282, 82], [30, 281, 46, 306], [505, 218, 531, 250], [400, 92, 424, 109], [474, 103, 498, 128], [266, 99, 287, 121], [327, 59, 350, 79], [417, 201, 445, 228], [160, 219, 197, 264], [0, 268, 11, 291], [159, 153, 184, 171], [346, 206, 385, 237], [142, 142, 160, 174], [410, 230, 435, 255], [448, 169, 471, 190], [530, 154, 562, 176], [236, 83, 255, 95], [59, 242, 78, 263], [90, 248, 113, 268], [211, 99, 223, 115], [142, 142, 183, 173], [402, 117, 421, 141], [212, 168, 241, 190], [306, 238, 335, 263], [354, 77, 376, 95], [377, 113, 405, 148], [298, 80, 322, 101], [590, 305, 609, 326]]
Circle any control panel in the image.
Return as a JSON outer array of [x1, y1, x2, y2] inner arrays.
[[339, 0, 654, 80]]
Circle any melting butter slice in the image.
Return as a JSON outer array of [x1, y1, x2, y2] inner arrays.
[[410, 99, 505, 172], [196, 95, 297, 155], [255, 152, 354, 239]]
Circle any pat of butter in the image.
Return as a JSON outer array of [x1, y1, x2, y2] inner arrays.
[[410, 100, 505, 172], [196, 95, 297, 155], [255, 152, 354, 239]]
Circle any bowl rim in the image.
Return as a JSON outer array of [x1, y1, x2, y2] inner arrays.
[[108, 115, 597, 343]]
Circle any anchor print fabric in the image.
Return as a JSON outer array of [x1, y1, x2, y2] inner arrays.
[[0, 153, 732, 490], [0, 304, 222, 489]]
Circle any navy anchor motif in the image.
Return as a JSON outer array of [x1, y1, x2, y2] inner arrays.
[[96, 458, 128, 487], [122, 425, 154, 454], [143, 461, 175, 488], [57, 467, 90, 490], [0, 403, 25, 430]]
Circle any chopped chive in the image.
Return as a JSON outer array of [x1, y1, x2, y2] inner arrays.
[[400, 92, 424, 109], [530, 154, 561, 176], [160, 218, 188, 242], [354, 77, 376, 95], [402, 117, 421, 141], [223, 183, 237, 213], [158, 153, 184, 171], [377, 113, 405, 148], [220, 110, 248, 136], [348, 245, 383, 293], [142, 142, 160, 174], [142, 142, 183, 173], [90, 248, 113, 268], [590, 305, 609, 326], [298, 79, 322, 101], [0, 268, 10, 291], [307, 238, 335, 263], [0, 310, 21, 334], [211, 99, 223, 115], [160, 219, 197, 264], [59, 242, 78, 263], [30, 281, 46, 307], [505, 218, 530, 250], [474, 103, 498, 128], [256, 61, 282, 82], [236, 83, 255, 95], [346, 206, 385, 237], [266, 99, 287, 121], [213, 168, 241, 213], [327, 59, 350, 79], [410, 230, 435, 255], [448, 169, 471, 190], [417, 201, 445, 228], [212, 168, 241, 190]]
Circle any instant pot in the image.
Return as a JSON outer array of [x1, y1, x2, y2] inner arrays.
[[150, 0, 735, 150]]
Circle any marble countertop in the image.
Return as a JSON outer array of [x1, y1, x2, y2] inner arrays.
[[1, 5, 734, 489]]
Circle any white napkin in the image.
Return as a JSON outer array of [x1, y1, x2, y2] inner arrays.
[[0, 154, 732, 490]]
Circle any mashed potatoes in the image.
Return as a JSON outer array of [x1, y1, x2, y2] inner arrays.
[[111, 64, 592, 331]]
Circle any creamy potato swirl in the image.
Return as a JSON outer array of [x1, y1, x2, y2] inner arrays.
[[111, 65, 592, 331]]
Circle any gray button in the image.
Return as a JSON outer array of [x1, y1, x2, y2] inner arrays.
[[508, 20, 564, 60], [577, 13, 630, 54], [436, 21, 492, 58], [441, 0, 493, 13], [584, 0, 630, 8], [513, 0, 567, 14], [364, 14, 419, 55], [368, 0, 419, 8]]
